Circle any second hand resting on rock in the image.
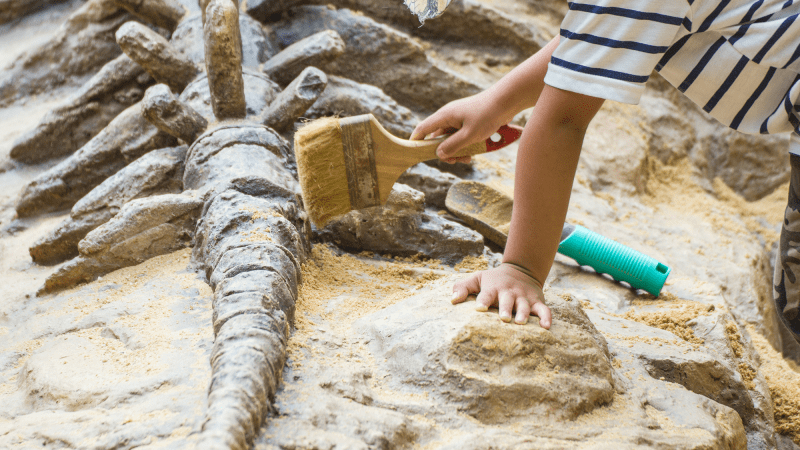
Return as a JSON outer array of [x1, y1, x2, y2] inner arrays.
[[412, 36, 604, 329]]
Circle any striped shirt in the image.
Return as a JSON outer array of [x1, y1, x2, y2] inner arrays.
[[544, 0, 800, 150]]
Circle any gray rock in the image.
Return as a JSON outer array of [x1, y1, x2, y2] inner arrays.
[[79, 192, 201, 255], [191, 177, 309, 449], [272, 6, 482, 113], [260, 30, 345, 87], [0, 0, 132, 107], [179, 69, 280, 122], [701, 130, 790, 201], [112, 0, 185, 31], [204, 0, 245, 120], [0, 0, 69, 25], [249, 0, 546, 55], [397, 162, 460, 208], [319, 184, 483, 264], [16, 103, 178, 217], [183, 124, 296, 192], [355, 279, 615, 422], [29, 145, 186, 265], [639, 95, 696, 165], [9, 54, 150, 164], [260, 66, 327, 132], [194, 189, 307, 284], [41, 192, 201, 293], [171, 12, 279, 68], [143, 84, 207, 143], [305, 75, 420, 138], [116, 21, 197, 92]]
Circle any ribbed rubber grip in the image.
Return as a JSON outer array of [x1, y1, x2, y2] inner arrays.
[[557, 225, 670, 296]]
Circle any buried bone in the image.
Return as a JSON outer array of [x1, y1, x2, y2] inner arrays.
[[116, 21, 198, 92], [143, 84, 208, 143], [260, 66, 328, 132], [112, 0, 186, 32], [16, 103, 177, 218], [204, 0, 245, 120], [260, 30, 345, 87], [10, 55, 149, 164], [29, 146, 187, 265]]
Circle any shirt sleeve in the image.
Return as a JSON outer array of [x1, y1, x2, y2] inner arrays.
[[544, 0, 690, 104]]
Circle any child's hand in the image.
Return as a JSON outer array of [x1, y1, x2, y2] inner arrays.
[[451, 263, 551, 328], [410, 92, 509, 164]]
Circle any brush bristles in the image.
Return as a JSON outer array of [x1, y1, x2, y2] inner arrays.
[[294, 117, 352, 227]]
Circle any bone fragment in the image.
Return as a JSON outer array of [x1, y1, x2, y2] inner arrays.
[[143, 84, 208, 143], [29, 146, 186, 265], [305, 75, 419, 138], [260, 66, 327, 132], [204, 0, 245, 120], [113, 0, 186, 31], [261, 30, 345, 87], [16, 103, 177, 217], [116, 21, 197, 92], [40, 193, 201, 294], [199, 0, 237, 24], [0, 0, 132, 107]]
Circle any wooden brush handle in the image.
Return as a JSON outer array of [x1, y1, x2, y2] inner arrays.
[[403, 124, 523, 159]]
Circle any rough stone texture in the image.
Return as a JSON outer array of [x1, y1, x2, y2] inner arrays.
[[42, 192, 201, 293], [5, 0, 800, 448], [0, 0, 69, 25], [203, 0, 245, 120], [115, 20, 197, 92], [171, 12, 279, 68], [357, 280, 615, 422], [29, 145, 186, 265], [16, 103, 177, 217], [261, 278, 748, 449], [183, 124, 296, 192], [260, 29, 345, 87], [699, 130, 791, 202], [188, 167, 310, 450], [259, 66, 327, 132], [0, 0, 132, 107], [397, 162, 461, 208], [318, 184, 484, 264], [143, 84, 207, 143], [272, 5, 483, 113], [179, 69, 280, 124], [0, 250, 214, 449], [248, 0, 548, 55], [112, 0, 185, 31], [305, 75, 420, 138], [9, 54, 150, 163]]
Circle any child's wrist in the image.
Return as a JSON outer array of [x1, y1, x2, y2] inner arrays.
[[500, 262, 543, 289]]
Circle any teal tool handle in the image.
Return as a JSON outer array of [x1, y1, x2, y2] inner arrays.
[[557, 224, 670, 296]]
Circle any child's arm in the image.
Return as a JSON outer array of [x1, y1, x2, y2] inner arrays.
[[413, 38, 604, 327]]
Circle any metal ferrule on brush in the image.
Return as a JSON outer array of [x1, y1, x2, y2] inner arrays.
[[340, 115, 381, 209]]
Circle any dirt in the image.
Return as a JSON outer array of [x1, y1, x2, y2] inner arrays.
[[750, 327, 800, 445], [621, 300, 710, 347]]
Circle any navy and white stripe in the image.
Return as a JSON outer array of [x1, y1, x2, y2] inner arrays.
[[543, 0, 800, 147]]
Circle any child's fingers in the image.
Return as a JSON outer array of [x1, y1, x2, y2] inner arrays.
[[435, 128, 474, 160], [514, 297, 531, 324], [412, 114, 454, 141], [497, 291, 515, 322], [451, 272, 481, 304], [531, 302, 552, 329], [475, 288, 496, 312]]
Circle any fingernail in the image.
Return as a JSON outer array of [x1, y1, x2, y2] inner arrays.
[[475, 304, 489, 312], [500, 314, 512, 323], [450, 291, 461, 304], [515, 316, 528, 325]]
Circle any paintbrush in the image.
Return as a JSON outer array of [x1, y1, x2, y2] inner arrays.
[[294, 113, 522, 227]]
